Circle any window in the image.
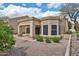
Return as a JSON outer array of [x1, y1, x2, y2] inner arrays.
[[26, 28, 30, 33], [43, 25, 48, 35], [51, 25, 57, 35]]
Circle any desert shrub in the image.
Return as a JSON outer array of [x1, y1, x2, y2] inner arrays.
[[35, 35, 43, 42], [44, 37, 51, 43], [0, 20, 15, 52], [51, 36, 61, 43]]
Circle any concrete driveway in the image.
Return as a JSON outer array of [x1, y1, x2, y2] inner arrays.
[[9, 35, 68, 56]]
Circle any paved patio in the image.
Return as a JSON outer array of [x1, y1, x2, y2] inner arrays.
[[9, 35, 68, 56]]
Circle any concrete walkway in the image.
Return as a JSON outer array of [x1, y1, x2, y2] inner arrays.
[[9, 35, 68, 56]]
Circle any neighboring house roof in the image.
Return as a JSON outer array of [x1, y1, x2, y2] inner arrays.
[[42, 16, 60, 20], [6, 15, 67, 24], [41, 16, 66, 21], [8, 16, 29, 20], [17, 16, 40, 23], [6, 15, 40, 23]]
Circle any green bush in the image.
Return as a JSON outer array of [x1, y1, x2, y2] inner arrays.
[[51, 36, 60, 43], [0, 20, 15, 52], [44, 37, 51, 43], [65, 30, 72, 34], [35, 35, 43, 42]]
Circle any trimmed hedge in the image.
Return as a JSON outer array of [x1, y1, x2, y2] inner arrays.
[[35, 35, 43, 42], [35, 35, 62, 43], [44, 37, 51, 43], [50, 36, 61, 43]]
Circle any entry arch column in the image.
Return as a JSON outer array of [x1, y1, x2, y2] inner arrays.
[[18, 25, 22, 36], [30, 21, 35, 37]]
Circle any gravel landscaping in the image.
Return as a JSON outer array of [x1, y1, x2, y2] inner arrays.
[[8, 35, 68, 56], [71, 33, 79, 56]]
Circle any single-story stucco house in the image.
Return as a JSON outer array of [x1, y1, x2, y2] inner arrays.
[[7, 15, 68, 37]]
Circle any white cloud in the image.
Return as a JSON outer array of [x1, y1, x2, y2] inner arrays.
[[22, 3, 26, 6], [3, 4, 28, 17], [36, 3, 42, 7], [0, 4, 60, 18], [2, 4, 42, 18], [47, 3, 56, 9], [41, 11, 60, 17], [47, 3, 61, 9], [53, 4, 62, 9]]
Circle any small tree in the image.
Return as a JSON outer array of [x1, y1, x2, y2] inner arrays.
[[0, 20, 15, 52], [60, 3, 79, 31]]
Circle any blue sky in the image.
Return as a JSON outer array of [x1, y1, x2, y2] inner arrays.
[[0, 3, 65, 18], [3, 3, 65, 12]]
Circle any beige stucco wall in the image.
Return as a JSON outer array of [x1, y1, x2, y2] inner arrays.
[[17, 21, 31, 36], [18, 21, 31, 26], [18, 20, 31, 36], [59, 18, 68, 34], [65, 19, 68, 32], [9, 16, 68, 37], [41, 20, 59, 36], [34, 21, 41, 25], [18, 20, 40, 26], [18, 20, 41, 37], [8, 17, 33, 34]]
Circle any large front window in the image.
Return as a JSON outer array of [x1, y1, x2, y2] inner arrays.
[[51, 25, 57, 35], [43, 25, 48, 35]]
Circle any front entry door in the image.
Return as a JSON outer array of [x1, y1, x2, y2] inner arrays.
[[35, 27, 40, 35]]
